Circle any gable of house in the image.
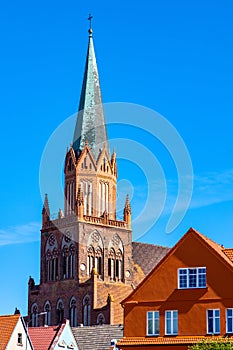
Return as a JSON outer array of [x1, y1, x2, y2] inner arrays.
[[121, 228, 233, 340], [0, 314, 20, 350], [124, 228, 233, 304]]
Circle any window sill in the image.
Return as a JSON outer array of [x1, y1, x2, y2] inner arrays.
[[146, 334, 160, 337], [177, 287, 208, 291]]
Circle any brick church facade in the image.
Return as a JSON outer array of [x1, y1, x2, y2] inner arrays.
[[28, 27, 169, 327]]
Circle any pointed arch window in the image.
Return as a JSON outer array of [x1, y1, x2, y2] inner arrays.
[[87, 245, 103, 276], [61, 236, 75, 280], [95, 247, 102, 276], [108, 248, 116, 281], [116, 249, 123, 281], [44, 301, 51, 326], [97, 313, 105, 325], [98, 182, 109, 215], [80, 180, 93, 216], [83, 295, 91, 326], [69, 297, 77, 327], [56, 299, 64, 325], [31, 303, 39, 327], [87, 246, 95, 275], [45, 234, 59, 282]]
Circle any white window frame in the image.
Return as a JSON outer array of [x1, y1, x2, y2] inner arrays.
[[165, 310, 178, 335], [207, 309, 220, 334], [226, 309, 233, 333], [147, 311, 160, 336], [178, 267, 206, 289]]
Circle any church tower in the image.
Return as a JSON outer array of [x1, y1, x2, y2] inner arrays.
[[28, 25, 136, 327], [28, 21, 170, 328]]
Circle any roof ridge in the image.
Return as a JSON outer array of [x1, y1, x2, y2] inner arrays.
[[132, 241, 170, 249]]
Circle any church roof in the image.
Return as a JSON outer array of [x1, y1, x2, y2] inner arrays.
[[72, 324, 123, 350], [73, 28, 108, 159], [132, 241, 170, 276], [0, 314, 20, 350]]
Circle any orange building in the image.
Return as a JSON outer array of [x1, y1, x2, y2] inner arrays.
[[118, 228, 233, 349]]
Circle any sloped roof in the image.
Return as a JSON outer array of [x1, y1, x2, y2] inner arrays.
[[28, 325, 60, 350], [96, 281, 132, 324], [132, 242, 170, 276], [72, 324, 123, 350], [0, 314, 20, 350], [223, 248, 233, 262], [122, 227, 233, 304], [117, 335, 233, 347], [193, 228, 233, 267], [73, 29, 108, 159]]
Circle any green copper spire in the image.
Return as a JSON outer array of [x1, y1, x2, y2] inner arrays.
[[73, 23, 108, 159]]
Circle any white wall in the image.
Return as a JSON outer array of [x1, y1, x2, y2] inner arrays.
[[7, 317, 33, 350]]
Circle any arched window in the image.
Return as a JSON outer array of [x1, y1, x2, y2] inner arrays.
[[116, 249, 123, 281], [62, 245, 69, 279], [69, 244, 75, 278], [83, 295, 91, 326], [80, 180, 93, 216], [45, 234, 59, 282], [31, 303, 38, 327], [98, 181, 109, 215], [87, 245, 103, 276], [87, 246, 95, 275], [44, 301, 51, 326], [108, 248, 115, 281], [56, 298, 64, 325], [69, 297, 77, 327], [61, 235, 75, 280], [95, 247, 102, 276], [97, 313, 105, 325], [108, 234, 124, 282], [87, 231, 104, 277]]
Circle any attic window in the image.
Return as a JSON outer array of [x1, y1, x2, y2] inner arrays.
[[17, 333, 22, 345], [178, 267, 206, 289]]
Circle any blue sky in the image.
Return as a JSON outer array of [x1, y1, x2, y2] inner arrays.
[[0, 0, 232, 315]]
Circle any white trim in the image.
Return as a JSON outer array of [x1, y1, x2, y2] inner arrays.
[[178, 267, 206, 289], [206, 309, 220, 334], [165, 310, 178, 335], [146, 311, 160, 336], [226, 308, 233, 333]]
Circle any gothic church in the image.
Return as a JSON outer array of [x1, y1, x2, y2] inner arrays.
[[28, 26, 169, 327]]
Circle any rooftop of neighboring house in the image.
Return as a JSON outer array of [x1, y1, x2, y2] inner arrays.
[[28, 320, 77, 350], [28, 325, 60, 350], [0, 314, 20, 350], [117, 335, 233, 347], [72, 324, 123, 350]]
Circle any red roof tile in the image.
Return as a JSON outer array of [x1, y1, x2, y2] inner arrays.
[[117, 335, 233, 346], [0, 314, 20, 350], [28, 325, 60, 350]]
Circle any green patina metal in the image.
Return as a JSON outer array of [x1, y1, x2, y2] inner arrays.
[[73, 29, 108, 159]]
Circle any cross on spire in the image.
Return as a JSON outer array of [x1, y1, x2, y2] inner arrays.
[[88, 13, 93, 30]]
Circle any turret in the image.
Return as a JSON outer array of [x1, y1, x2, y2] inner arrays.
[[124, 195, 131, 228], [76, 185, 84, 220], [42, 194, 50, 227]]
